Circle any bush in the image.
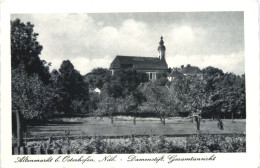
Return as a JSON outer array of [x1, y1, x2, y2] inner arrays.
[[26, 136, 186, 154], [25, 134, 246, 154], [186, 133, 246, 153]]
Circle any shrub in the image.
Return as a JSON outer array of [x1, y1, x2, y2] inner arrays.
[[25, 134, 245, 154], [186, 133, 246, 153]]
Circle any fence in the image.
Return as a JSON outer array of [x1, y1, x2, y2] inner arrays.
[[16, 133, 242, 142], [12, 146, 96, 155]]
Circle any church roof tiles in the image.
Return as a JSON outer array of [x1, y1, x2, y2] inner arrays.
[[109, 55, 168, 70]]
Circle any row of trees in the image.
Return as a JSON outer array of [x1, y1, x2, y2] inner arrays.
[[84, 66, 245, 126], [170, 67, 245, 120], [86, 68, 148, 124]]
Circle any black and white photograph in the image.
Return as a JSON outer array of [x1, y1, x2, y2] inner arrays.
[[0, 0, 259, 168], [11, 12, 246, 155]]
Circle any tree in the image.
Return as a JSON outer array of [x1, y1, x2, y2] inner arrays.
[[167, 73, 206, 119], [236, 74, 246, 119], [94, 70, 149, 125], [188, 76, 207, 117], [95, 92, 120, 125], [12, 65, 57, 146], [84, 68, 112, 89], [154, 73, 168, 86], [11, 18, 50, 83], [88, 92, 100, 114], [215, 73, 246, 119], [142, 83, 172, 125], [118, 92, 146, 125], [201, 66, 224, 118], [104, 69, 148, 98], [168, 75, 191, 116], [102, 79, 124, 99], [56, 60, 89, 114], [11, 19, 54, 147]]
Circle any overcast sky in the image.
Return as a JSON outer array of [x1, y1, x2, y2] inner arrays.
[[11, 12, 244, 75]]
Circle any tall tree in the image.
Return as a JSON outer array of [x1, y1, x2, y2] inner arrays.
[[11, 19, 54, 146], [142, 83, 172, 125], [11, 18, 50, 83], [217, 73, 246, 119], [56, 60, 89, 114], [84, 68, 112, 89], [12, 65, 56, 146], [102, 69, 148, 99], [49, 69, 63, 113], [168, 76, 191, 116]]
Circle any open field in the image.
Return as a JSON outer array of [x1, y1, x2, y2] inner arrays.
[[25, 117, 246, 139]]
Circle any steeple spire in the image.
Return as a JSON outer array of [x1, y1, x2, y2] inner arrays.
[[159, 36, 164, 45], [158, 36, 166, 60]]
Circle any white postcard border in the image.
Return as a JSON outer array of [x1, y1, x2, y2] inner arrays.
[[1, 0, 259, 168]]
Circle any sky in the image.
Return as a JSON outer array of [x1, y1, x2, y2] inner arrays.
[[11, 12, 244, 75]]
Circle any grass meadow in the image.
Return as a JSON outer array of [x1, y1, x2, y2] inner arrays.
[[25, 117, 246, 139]]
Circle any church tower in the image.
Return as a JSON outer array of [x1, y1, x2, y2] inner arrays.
[[158, 36, 166, 61]]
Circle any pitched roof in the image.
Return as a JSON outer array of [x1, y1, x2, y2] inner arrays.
[[110, 55, 168, 70]]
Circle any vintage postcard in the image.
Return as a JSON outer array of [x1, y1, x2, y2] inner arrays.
[[1, 0, 259, 168]]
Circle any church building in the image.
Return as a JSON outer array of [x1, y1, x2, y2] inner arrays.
[[109, 37, 169, 80]]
